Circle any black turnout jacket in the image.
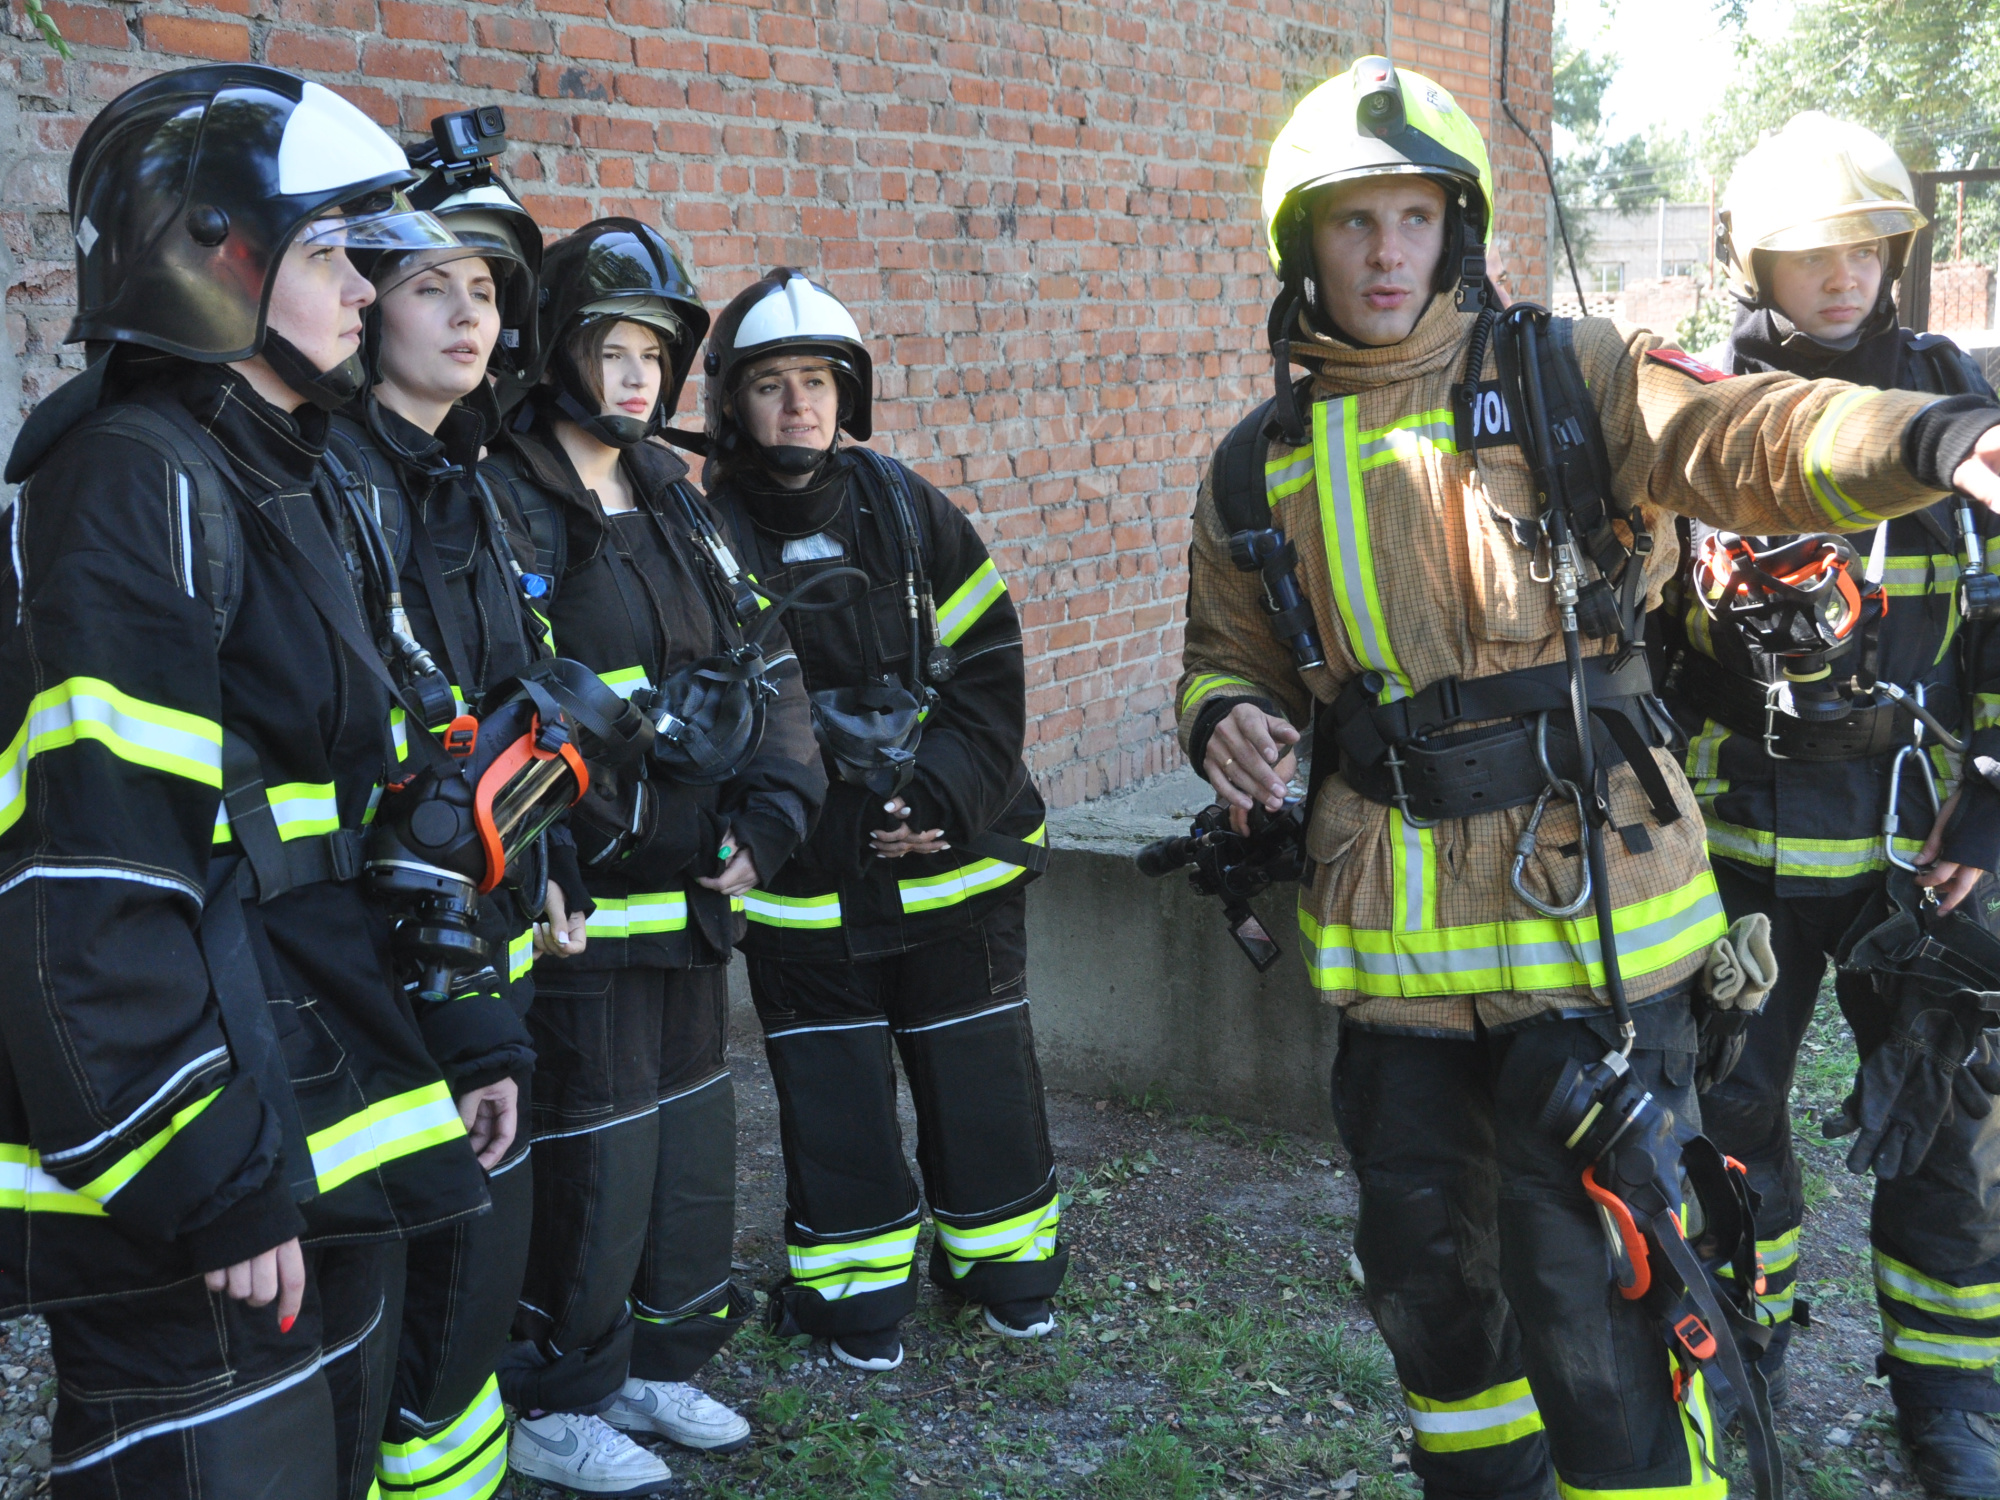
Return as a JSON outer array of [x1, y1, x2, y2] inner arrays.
[[0, 363, 489, 1313], [484, 406, 824, 969], [714, 448, 1045, 962], [328, 397, 543, 1092], [1659, 306, 2000, 895]]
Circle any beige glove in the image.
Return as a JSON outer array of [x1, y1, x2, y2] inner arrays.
[[1701, 912, 1778, 1012]]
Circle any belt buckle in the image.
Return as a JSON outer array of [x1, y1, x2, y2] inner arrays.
[[1761, 681, 1793, 762]]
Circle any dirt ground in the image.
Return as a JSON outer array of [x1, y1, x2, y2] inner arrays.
[[0, 992, 1954, 1500]]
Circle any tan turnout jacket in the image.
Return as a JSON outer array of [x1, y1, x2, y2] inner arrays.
[[1178, 296, 1951, 1035]]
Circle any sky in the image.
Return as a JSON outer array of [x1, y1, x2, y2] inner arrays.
[[1556, 0, 1797, 140]]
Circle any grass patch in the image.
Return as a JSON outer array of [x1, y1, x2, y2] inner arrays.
[[1086, 1431, 1223, 1499]]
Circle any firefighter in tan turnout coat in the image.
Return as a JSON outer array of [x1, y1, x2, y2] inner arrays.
[[1179, 59, 2000, 1500]]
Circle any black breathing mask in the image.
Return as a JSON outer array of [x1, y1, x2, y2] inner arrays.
[[366, 659, 651, 998]]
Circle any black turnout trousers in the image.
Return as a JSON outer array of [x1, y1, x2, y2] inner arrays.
[[503, 963, 748, 1416], [45, 1240, 403, 1500], [1702, 858, 2000, 1411], [378, 1124, 531, 1500], [746, 893, 1066, 1339], [1331, 1002, 1724, 1500]]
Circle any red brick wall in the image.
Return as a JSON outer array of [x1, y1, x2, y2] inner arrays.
[[1, 0, 1553, 806]]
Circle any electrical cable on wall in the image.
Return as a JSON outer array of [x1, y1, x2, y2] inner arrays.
[[1499, 0, 1588, 309]]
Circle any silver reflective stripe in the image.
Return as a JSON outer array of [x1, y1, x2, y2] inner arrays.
[[41, 1046, 229, 1165], [894, 999, 1028, 1035], [1406, 1393, 1541, 1435]]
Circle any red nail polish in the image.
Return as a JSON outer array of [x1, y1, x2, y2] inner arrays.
[[279, 1315, 296, 1333]]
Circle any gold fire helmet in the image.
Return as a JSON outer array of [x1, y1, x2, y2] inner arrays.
[[1719, 111, 1927, 302]]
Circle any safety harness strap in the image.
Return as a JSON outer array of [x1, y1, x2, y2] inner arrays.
[[199, 854, 321, 1204], [960, 829, 1051, 875], [1665, 645, 1949, 761], [1328, 657, 1681, 824]]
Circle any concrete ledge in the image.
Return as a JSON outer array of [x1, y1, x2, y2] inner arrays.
[[1026, 771, 1339, 1136], [728, 770, 1340, 1137]]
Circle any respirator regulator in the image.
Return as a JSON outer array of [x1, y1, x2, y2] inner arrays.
[[367, 658, 652, 998]]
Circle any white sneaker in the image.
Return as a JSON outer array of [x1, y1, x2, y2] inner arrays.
[[507, 1410, 672, 1497], [604, 1377, 753, 1453]]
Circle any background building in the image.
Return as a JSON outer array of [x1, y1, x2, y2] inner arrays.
[[0, 0, 1555, 809]]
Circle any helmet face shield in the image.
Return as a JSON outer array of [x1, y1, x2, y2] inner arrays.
[[297, 193, 455, 251]]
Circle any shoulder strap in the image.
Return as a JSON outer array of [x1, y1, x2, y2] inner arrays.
[[488, 455, 568, 602], [1209, 397, 1277, 534], [81, 407, 244, 644], [1910, 332, 1989, 397]]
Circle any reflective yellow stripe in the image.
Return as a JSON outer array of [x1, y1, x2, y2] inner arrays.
[[377, 1375, 506, 1500], [1703, 815, 1922, 879], [1683, 719, 1730, 783], [1179, 672, 1261, 717], [742, 889, 843, 929], [1876, 1251, 2000, 1320], [1978, 695, 2000, 732], [1390, 808, 1436, 935], [1405, 1379, 1544, 1454], [936, 559, 1006, 647], [1882, 1312, 2000, 1369], [310, 1082, 465, 1195], [1759, 1225, 1800, 1276], [583, 891, 688, 938], [1300, 874, 1725, 997], [78, 1087, 224, 1204], [0, 676, 222, 836], [508, 930, 532, 984], [936, 1195, 1061, 1276], [598, 666, 650, 700], [1264, 444, 1315, 501], [1558, 1366, 1723, 1500], [788, 1222, 920, 1300], [213, 780, 340, 845], [1315, 396, 1410, 697], [1879, 553, 1960, 597], [897, 825, 1046, 914], [1803, 388, 1894, 530], [0, 1144, 105, 1215], [1357, 408, 1458, 470]]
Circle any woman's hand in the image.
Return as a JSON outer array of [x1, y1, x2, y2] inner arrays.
[[457, 1078, 519, 1171], [697, 829, 759, 898], [1918, 790, 1988, 913], [870, 798, 950, 859], [205, 1238, 306, 1331], [534, 882, 587, 958]]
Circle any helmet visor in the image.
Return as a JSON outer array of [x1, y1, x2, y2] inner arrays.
[[1756, 207, 1925, 255], [298, 190, 457, 251], [578, 296, 688, 346]]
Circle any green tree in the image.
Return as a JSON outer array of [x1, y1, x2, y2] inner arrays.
[[1705, 0, 2000, 179], [1555, 21, 1703, 267]]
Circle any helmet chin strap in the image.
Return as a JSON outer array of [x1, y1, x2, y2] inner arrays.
[[549, 341, 656, 449], [261, 329, 366, 413], [755, 437, 841, 480]]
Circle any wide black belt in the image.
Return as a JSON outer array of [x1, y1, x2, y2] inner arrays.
[[1664, 647, 1956, 763], [1330, 657, 1682, 825]]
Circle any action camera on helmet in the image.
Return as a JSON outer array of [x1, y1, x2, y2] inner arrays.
[[433, 106, 507, 165]]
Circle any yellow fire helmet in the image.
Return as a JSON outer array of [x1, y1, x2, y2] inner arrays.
[[1261, 56, 1496, 291], [1720, 111, 1927, 303]]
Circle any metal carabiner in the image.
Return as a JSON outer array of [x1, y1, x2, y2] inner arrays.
[[1885, 684, 1945, 872], [1510, 714, 1593, 918]]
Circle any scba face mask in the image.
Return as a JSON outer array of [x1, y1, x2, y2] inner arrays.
[[366, 659, 651, 997]]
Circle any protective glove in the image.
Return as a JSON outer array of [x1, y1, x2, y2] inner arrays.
[[1695, 912, 1779, 1092], [1824, 987, 2000, 1179]]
